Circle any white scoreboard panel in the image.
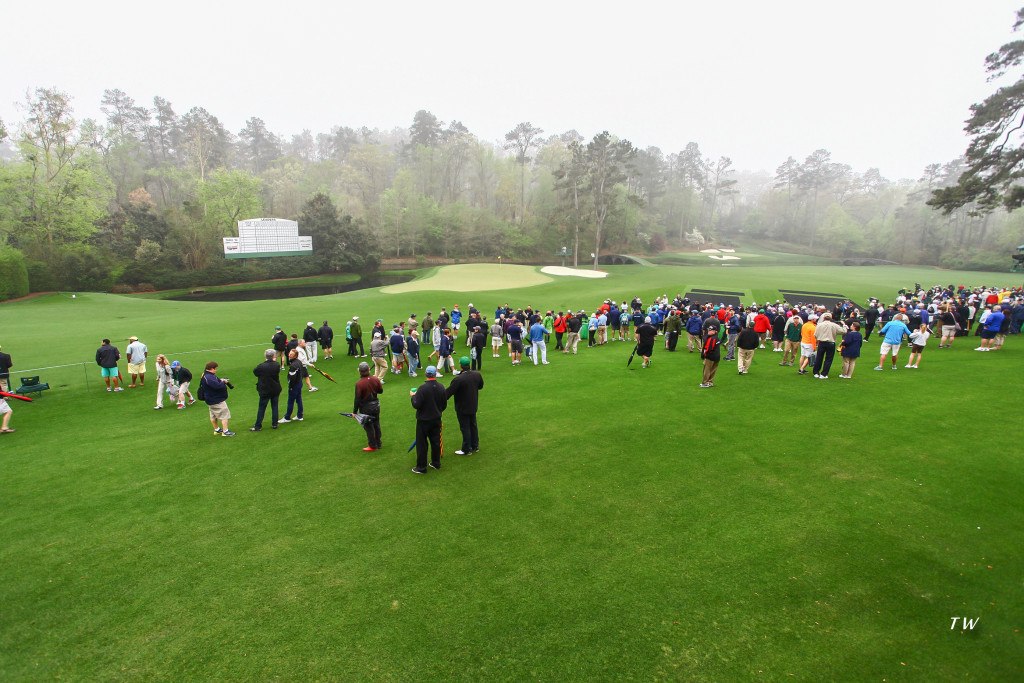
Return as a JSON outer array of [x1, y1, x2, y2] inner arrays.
[[224, 218, 314, 259]]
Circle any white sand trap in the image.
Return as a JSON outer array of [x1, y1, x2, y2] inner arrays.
[[719, 248, 736, 253], [708, 255, 742, 261], [700, 248, 721, 253], [381, 263, 552, 293], [540, 266, 608, 279]]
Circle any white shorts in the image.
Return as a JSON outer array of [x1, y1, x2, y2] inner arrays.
[[800, 343, 815, 358], [0, 398, 10, 414], [880, 342, 901, 356]]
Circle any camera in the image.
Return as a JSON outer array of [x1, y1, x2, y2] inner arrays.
[[225, 381, 234, 390]]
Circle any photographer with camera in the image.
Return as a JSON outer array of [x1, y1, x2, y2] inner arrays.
[[199, 361, 235, 437]]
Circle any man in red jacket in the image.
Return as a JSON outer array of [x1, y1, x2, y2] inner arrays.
[[552, 311, 568, 351], [753, 309, 772, 349]]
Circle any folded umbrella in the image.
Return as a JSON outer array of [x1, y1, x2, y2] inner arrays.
[[308, 363, 337, 383]]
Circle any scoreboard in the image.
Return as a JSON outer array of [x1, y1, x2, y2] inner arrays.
[[224, 218, 313, 259]]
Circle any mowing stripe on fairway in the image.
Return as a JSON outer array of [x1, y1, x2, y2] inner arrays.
[[684, 292, 743, 307], [690, 288, 746, 296]]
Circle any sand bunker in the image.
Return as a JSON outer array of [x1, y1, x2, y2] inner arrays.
[[381, 264, 553, 293], [708, 255, 742, 260], [540, 266, 608, 279], [700, 248, 721, 254]]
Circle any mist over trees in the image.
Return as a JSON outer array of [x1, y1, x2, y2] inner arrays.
[[1, 80, 1023, 296]]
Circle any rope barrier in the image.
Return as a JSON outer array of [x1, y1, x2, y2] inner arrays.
[[10, 343, 269, 375]]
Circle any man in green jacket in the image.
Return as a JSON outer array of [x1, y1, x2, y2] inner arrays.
[[663, 309, 682, 351], [350, 316, 365, 357]]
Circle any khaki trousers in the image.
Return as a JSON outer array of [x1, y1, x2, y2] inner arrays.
[[702, 359, 719, 384]]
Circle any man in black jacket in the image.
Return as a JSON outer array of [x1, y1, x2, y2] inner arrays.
[[634, 316, 658, 369], [564, 313, 583, 354], [318, 320, 334, 359], [736, 322, 760, 375], [445, 357, 484, 455], [280, 350, 305, 424], [410, 365, 448, 474], [96, 339, 123, 392], [272, 326, 288, 366], [251, 349, 282, 431], [864, 302, 879, 341]]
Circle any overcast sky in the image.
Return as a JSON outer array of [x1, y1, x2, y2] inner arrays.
[[2, 1, 1020, 180]]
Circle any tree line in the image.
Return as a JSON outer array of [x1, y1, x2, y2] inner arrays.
[[1, 86, 1021, 299]]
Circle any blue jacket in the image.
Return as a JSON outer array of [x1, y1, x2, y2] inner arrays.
[[985, 310, 1005, 332], [686, 316, 703, 335], [841, 331, 863, 358], [200, 371, 229, 404], [439, 335, 454, 357], [880, 321, 910, 345]]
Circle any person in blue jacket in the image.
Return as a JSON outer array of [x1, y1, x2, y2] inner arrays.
[[200, 361, 234, 437], [976, 305, 1005, 351], [874, 316, 911, 370], [686, 311, 704, 352], [529, 319, 549, 365], [406, 330, 420, 377], [389, 326, 406, 374], [839, 322, 863, 378], [726, 309, 743, 361], [608, 303, 621, 340], [438, 327, 456, 375]]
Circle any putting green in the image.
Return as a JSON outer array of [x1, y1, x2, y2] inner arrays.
[[380, 263, 553, 293]]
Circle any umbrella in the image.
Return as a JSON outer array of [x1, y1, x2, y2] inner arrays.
[[0, 390, 33, 403], [338, 412, 369, 425], [308, 363, 337, 383], [626, 344, 638, 367]]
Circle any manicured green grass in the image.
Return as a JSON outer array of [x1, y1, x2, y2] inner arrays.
[[1, 263, 1021, 680]]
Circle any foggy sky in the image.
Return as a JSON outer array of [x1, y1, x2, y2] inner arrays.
[[2, 0, 1020, 180]]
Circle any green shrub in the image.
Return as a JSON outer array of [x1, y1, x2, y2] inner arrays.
[[0, 246, 30, 300], [27, 260, 59, 292]]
